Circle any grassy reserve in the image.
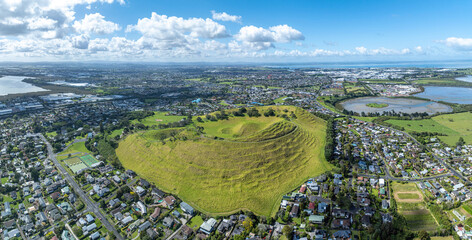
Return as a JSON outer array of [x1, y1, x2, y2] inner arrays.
[[366, 103, 389, 108], [60, 141, 91, 156], [131, 111, 184, 126], [116, 106, 332, 216], [386, 112, 472, 145]]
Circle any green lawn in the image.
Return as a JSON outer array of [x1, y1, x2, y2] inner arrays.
[[274, 96, 288, 104], [109, 128, 124, 139], [131, 112, 184, 126], [386, 112, 472, 146], [117, 106, 332, 216], [1, 177, 8, 184], [60, 141, 91, 155], [186, 215, 204, 230], [46, 131, 57, 138]]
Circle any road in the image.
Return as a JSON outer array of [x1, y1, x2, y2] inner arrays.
[[315, 96, 471, 185], [29, 133, 124, 240], [382, 126, 472, 185], [166, 219, 187, 240]]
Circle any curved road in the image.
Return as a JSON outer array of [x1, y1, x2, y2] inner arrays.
[[315, 96, 471, 185], [28, 133, 124, 240]]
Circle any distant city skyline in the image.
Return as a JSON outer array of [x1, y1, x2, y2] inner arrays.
[[1, 0, 472, 62]]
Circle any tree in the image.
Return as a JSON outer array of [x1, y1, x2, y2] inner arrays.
[[73, 227, 83, 237], [242, 218, 254, 232], [418, 230, 430, 240], [30, 168, 40, 182], [282, 225, 293, 239], [457, 137, 466, 147]]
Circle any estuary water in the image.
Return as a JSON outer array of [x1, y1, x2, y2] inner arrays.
[[340, 97, 452, 114], [414, 86, 472, 104], [0, 76, 48, 96]]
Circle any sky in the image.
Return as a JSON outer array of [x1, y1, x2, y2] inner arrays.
[[1, 0, 472, 62]]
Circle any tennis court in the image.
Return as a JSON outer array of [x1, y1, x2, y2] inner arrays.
[[79, 154, 99, 167]]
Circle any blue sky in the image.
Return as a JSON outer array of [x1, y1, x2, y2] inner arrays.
[[1, 0, 471, 62]]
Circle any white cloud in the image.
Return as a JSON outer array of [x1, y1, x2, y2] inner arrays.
[[73, 13, 120, 35], [28, 18, 58, 30], [71, 34, 89, 49], [211, 11, 241, 23], [0, 0, 123, 37], [127, 12, 229, 40], [355, 46, 413, 56], [441, 37, 472, 51], [235, 24, 304, 48]]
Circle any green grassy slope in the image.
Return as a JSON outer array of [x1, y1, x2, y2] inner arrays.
[[116, 106, 332, 216]]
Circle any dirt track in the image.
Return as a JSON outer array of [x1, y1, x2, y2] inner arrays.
[[394, 191, 423, 203]]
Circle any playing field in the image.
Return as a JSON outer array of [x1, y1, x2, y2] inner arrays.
[[117, 106, 332, 216], [69, 163, 88, 174], [386, 112, 472, 146], [64, 157, 82, 166], [392, 182, 438, 231], [63, 154, 98, 173], [80, 154, 99, 167]]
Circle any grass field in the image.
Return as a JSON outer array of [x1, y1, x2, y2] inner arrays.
[[386, 112, 472, 146], [46, 131, 57, 138], [366, 103, 388, 108], [117, 106, 332, 216], [131, 112, 184, 126], [462, 204, 472, 216], [109, 128, 124, 139], [392, 182, 419, 192], [64, 157, 82, 166], [60, 141, 91, 156], [274, 96, 288, 104], [392, 182, 438, 231], [397, 193, 420, 199], [186, 215, 204, 230], [412, 77, 472, 87]]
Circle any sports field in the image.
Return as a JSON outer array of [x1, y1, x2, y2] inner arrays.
[[386, 112, 472, 146], [63, 154, 98, 173], [64, 157, 82, 166], [80, 154, 99, 167], [117, 106, 332, 216], [392, 182, 438, 231]]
